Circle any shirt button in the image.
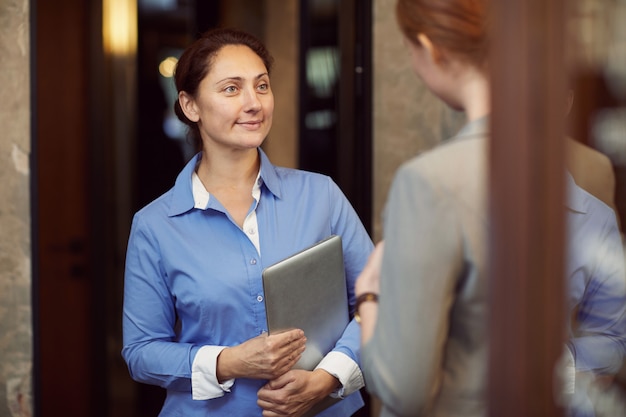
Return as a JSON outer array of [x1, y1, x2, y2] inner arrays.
[[257, 295, 263, 302], [250, 258, 257, 265], [248, 228, 256, 235]]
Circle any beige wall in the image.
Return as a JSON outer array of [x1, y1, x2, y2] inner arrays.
[[263, 0, 299, 168], [0, 0, 33, 415], [220, 0, 299, 169]]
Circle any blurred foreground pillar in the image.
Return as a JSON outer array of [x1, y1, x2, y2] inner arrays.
[[488, 0, 567, 416]]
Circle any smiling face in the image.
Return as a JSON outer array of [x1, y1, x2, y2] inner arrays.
[[178, 44, 274, 153]]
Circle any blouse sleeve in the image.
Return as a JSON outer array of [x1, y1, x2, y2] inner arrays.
[[568, 211, 626, 375], [319, 178, 374, 393], [122, 214, 203, 392], [362, 164, 464, 416]]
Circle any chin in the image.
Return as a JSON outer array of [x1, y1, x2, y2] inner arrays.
[[238, 135, 267, 150]]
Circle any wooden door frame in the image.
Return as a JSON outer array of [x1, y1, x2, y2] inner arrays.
[[489, 1, 567, 416], [32, 1, 112, 415]]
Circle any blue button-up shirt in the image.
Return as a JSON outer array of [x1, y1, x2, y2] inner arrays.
[[566, 172, 626, 375], [122, 148, 373, 416]]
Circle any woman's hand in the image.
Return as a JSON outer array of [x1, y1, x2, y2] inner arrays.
[[257, 369, 339, 417], [217, 329, 307, 381], [355, 241, 385, 343]]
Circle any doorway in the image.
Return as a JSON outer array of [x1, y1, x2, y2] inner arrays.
[[33, 1, 373, 416]]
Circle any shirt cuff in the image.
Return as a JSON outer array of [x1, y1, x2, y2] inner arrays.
[[563, 345, 575, 395], [314, 351, 364, 398], [191, 345, 235, 400]]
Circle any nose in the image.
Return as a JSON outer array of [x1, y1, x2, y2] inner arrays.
[[242, 87, 262, 112]]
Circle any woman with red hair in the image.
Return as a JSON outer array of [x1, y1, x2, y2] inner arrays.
[[355, 1, 626, 416]]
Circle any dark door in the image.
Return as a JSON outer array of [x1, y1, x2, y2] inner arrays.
[[33, 1, 104, 415], [298, 0, 372, 230]]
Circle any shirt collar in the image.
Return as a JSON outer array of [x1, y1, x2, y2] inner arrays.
[[565, 171, 589, 214], [257, 147, 283, 199], [167, 148, 282, 216], [191, 171, 210, 209], [456, 115, 489, 140], [190, 169, 263, 210]]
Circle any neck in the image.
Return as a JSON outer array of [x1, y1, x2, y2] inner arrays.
[[197, 147, 260, 191], [457, 67, 490, 123]]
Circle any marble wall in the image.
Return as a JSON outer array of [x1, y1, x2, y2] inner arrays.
[[0, 0, 33, 416]]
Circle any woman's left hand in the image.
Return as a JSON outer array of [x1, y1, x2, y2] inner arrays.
[[354, 241, 385, 343], [257, 369, 338, 417]]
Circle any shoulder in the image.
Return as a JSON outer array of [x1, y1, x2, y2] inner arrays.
[[395, 137, 487, 192], [387, 137, 488, 228], [132, 188, 176, 227], [273, 166, 339, 194], [274, 165, 331, 181], [568, 182, 620, 240], [567, 138, 616, 208], [274, 165, 328, 180], [567, 138, 612, 169], [259, 148, 337, 196]]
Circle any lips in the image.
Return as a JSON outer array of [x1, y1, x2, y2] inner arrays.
[[238, 120, 263, 130]]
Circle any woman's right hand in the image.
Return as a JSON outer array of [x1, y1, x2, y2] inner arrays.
[[216, 329, 307, 382]]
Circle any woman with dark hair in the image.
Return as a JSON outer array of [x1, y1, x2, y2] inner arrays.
[[355, 1, 625, 416], [122, 28, 373, 416]]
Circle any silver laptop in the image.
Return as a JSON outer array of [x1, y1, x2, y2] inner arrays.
[[262, 234, 349, 371]]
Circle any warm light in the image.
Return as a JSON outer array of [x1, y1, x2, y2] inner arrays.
[[159, 57, 178, 78], [103, 0, 138, 55]]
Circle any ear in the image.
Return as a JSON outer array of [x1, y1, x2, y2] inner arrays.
[[417, 33, 444, 65], [178, 91, 200, 122]]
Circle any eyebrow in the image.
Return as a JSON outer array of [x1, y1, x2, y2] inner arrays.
[[215, 73, 269, 85]]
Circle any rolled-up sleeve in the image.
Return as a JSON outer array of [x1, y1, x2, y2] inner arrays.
[[191, 346, 235, 399]]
